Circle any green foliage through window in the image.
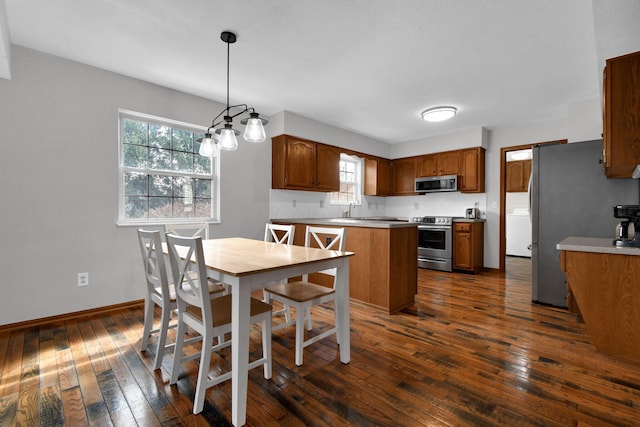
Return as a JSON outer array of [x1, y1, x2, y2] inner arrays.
[[119, 112, 217, 222]]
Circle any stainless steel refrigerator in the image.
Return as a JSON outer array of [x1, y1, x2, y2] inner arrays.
[[531, 139, 638, 307]]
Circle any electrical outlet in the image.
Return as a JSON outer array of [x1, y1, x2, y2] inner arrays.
[[77, 272, 89, 287]]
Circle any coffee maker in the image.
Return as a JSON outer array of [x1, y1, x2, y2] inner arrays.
[[613, 205, 640, 247]]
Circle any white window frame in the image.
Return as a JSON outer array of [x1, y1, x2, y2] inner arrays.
[[330, 154, 363, 206], [117, 109, 220, 225]]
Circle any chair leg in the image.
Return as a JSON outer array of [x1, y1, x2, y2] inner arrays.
[[284, 304, 292, 323], [262, 316, 272, 379], [141, 297, 154, 352], [153, 305, 171, 370], [305, 307, 312, 331], [192, 331, 214, 415], [295, 305, 305, 366], [169, 312, 187, 385], [334, 302, 340, 345]]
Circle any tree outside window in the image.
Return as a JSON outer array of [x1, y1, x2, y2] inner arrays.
[[119, 110, 219, 223]]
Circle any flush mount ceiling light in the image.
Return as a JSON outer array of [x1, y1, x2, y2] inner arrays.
[[197, 31, 269, 157], [421, 106, 457, 122]]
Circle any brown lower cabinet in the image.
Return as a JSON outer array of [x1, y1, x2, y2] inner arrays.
[[453, 222, 484, 273], [560, 249, 640, 362], [275, 222, 418, 313]]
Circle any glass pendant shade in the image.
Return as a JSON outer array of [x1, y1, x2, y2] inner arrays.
[[242, 117, 267, 142], [218, 127, 239, 151], [198, 134, 218, 157]]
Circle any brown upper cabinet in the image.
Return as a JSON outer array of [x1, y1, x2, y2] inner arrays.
[[272, 134, 340, 191], [272, 134, 485, 195], [459, 147, 485, 193], [391, 157, 418, 195], [505, 159, 531, 192], [417, 151, 460, 177], [364, 157, 392, 196], [603, 50, 640, 178]]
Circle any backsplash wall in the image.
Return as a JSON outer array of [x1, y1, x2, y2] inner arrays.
[[270, 189, 487, 219]]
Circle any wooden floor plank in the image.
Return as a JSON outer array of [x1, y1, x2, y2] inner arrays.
[[2, 257, 640, 426]]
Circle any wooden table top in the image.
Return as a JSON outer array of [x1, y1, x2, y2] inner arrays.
[[174, 237, 354, 277]]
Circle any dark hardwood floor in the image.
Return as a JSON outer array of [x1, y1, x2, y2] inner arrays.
[[1, 257, 640, 426]]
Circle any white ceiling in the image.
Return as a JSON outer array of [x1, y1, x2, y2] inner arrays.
[[1, 0, 639, 144]]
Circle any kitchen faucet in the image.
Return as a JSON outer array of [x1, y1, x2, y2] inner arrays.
[[342, 202, 355, 218]]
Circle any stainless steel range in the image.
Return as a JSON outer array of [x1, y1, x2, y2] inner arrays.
[[412, 216, 453, 272]]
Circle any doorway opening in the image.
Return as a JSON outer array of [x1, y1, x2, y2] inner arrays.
[[499, 140, 567, 272]]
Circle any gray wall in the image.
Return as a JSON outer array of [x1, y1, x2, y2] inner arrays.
[[0, 47, 271, 325]]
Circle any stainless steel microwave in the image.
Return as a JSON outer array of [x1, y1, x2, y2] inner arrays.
[[415, 175, 458, 193]]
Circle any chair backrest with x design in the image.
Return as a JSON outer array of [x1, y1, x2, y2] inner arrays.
[[264, 223, 295, 245], [165, 223, 209, 240], [137, 229, 171, 300], [165, 233, 210, 315], [303, 226, 346, 281]]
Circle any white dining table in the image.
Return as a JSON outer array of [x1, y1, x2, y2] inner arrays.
[[187, 237, 353, 426]]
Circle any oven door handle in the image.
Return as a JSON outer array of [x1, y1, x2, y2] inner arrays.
[[418, 257, 449, 264], [418, 225, 452, 230]]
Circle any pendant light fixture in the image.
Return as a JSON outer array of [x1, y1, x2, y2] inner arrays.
[[197, 31, 269, 156]]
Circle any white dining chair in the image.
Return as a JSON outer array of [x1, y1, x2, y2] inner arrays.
[[263, 223, 296, 322], [165, 222, 209, 239], [264, 226, 346, 366], [166, 233, 272, 415], [137, 229, 226, 370], [165, 222, 231, 295]]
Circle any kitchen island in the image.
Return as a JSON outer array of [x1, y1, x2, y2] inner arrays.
[[557, 236, 640, 363], [273, 217, 418, 313]]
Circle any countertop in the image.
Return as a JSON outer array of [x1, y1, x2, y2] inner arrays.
[[271, 217, 418, 229], [556, 236, 640, 256]]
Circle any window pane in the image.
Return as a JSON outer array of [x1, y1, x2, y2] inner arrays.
[[149, 124, 171, 149], [172, 128, 193, 152], [194, 179, 212, 198], [123, 144, 147, 168], [124, 172, 148, 195], [125, 196, 148, 219], [194, 154, 212, 174], [149, 148, 171, 170], [149, 197, 172, 218], [149, 175, 171, 196], [194, 198, 212, 218], [123, 119, 148, 146], [172, 150, 193, 173], [173, 176, 193, 198], [173, 197, 194, 218]]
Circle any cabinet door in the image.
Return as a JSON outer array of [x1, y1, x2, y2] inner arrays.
[[377, 158, 392, 196], [315, 143, 340, 191], [392, 157, 417, 195], [417, 154, 437, 177], [506, 160, 532, 192], [604, 50, 640, 178], [523, 159, 532, 189], [285, 138, 316, 189], [453, 225, 472, 270], [437, 151, 460, 175], [460, 148, 485, 193], [364, 157, 392, 196], [506, 161, 524, 192]]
